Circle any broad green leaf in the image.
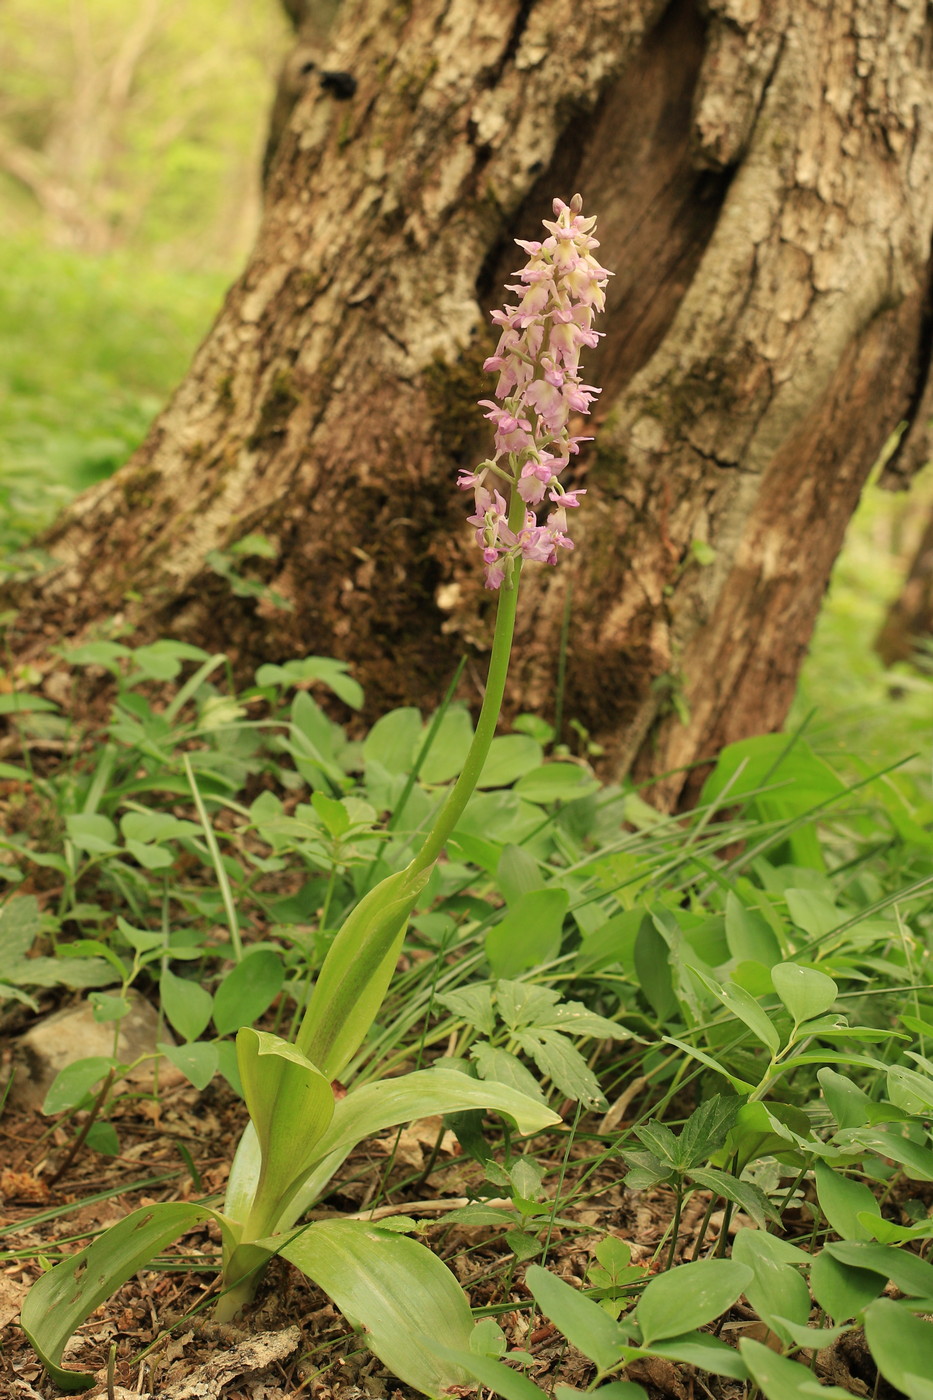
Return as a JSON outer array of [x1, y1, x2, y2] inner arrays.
[[212, 949, 285, 1036], [848, 1126, 933, 1181], [732, 1229, 810, 1342], [236, 1028, 334, 1227], [739, 1337, 855, 1400], [575, 908, 643, 975], [809, 1247, 884, 1320], [479, 734, 544, 788], [633, 1121, 679, 1166], [825, 1240, 933, 1299], [0, 895, 43, 958], [864, 1298, 933, 1398], [634, 919, 678, 1023], [864, 1216, 933, 1244], [785, 888, 841, 940], [648, 1331, 749, 1379], [311, 790, 350, 838], [677, 1095, 741, 1169], [771, 962, 837, 1026], [724, 892, 781, 968], [813, 1161, 880, 1241], [160, 967, 213, 1042], [296, 861, 430, 1077], [0, 692, 60, 713], [363, 706, 421, 774], [419, 705, 473, 784], [486, 889, 569, 978], [257, 655, 363, 708], [20, 1201, 238, 1391], [495, 980, 561, 1030], [695, 969, 780, 1054], [886, 1064, 933, 1115], [85, 1121, 120, 1156], [6, 955, 115, 991], [125, 838, 174, 869], [778, 1049, 889, 1074], [281, 1219, 474, 1396], [635, 1259, 752, 1346], [65, 813, 119, 855], [120, 812, 196, 844], [159, 1040, 218, 1092], [700, 735, 845, 814], [818, 1067, 878, 1129], [496, 843, 543, 907], [89, 992, 131, 1022], [43, 1057, 115, 1115], [532, 1000, 628, 1040], [526, 1263, 625, 1371], [514, 762, 600, 805]]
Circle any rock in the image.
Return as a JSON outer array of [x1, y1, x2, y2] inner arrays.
[[9, 990, 176, 1112]]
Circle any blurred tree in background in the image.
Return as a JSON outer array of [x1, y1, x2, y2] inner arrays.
[[0, 0, 287, 267]]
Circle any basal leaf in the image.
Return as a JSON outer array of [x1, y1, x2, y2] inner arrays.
[[21, 1202, 238, 1391], [272, 1067, 561, 1232], [236, 1028, 334, 1227], [281, 1219, 474, 1397]]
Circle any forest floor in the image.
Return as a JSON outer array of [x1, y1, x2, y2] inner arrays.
[[0, 1044, 898, 1400]]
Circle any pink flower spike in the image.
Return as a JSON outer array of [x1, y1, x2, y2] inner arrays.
[[461, 193, 609, 580]]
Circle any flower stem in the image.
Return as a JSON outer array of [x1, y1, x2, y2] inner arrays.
[[410, 491, 525, 875]]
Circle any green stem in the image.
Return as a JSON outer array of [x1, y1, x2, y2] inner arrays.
[[410, 494, 525, 876]]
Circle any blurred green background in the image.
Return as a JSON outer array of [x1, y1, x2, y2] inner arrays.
[[1, 0, 930, 781]]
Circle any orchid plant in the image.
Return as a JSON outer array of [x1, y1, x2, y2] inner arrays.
[[22, 195, 611, 1398]]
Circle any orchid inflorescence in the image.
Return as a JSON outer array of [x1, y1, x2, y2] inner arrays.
[[459, 193, 611, 588]]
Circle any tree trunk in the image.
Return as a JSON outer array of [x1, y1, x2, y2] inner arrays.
[[876, 504, 933, 667], [6, 0, 933, 806]]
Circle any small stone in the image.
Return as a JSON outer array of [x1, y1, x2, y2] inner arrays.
[[9, 991, 177, 1112]]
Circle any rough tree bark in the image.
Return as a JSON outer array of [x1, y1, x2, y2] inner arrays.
[[6, 0, 933, 806]]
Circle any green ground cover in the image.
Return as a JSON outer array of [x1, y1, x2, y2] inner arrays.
[[2, 236, 933, 1400]]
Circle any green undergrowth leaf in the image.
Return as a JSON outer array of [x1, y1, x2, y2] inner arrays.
[[634, 1258, 753, 1346]]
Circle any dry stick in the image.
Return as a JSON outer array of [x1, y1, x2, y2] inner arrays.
[[46, 1069, 116, 1188], [598, 1074, 650, 1134]]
